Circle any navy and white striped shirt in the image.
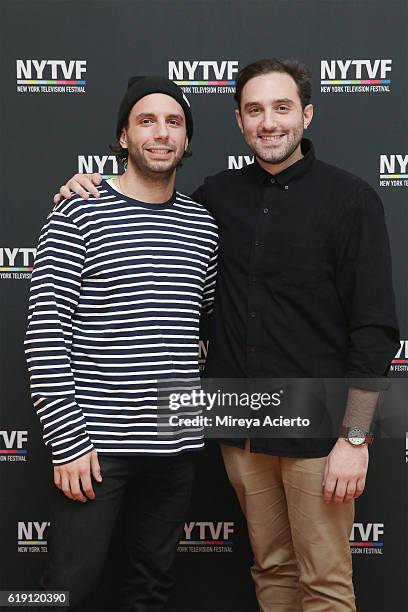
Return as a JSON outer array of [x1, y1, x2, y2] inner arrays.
[[25, 181, 218, 464]]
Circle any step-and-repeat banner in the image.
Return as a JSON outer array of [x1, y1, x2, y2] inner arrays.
[[0, 1, 407, 611]]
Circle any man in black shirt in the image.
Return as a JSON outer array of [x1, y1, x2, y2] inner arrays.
[[53, 59, 398, 612]]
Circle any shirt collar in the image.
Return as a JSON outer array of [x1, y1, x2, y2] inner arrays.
[[249, 138, 315, 187]]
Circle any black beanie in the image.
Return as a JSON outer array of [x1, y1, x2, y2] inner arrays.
[[116, 76, 193, 142]]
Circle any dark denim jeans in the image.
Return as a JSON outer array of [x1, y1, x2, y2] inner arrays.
[[37, 453, 194, 612]]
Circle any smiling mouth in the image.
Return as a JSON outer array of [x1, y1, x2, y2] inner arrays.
[[146, 148, 174, 154], [259, 134, 285, 142]]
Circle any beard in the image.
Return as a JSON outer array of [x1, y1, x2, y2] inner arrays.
[[127, 142, 185, 178], [247, 123, 304, 165]]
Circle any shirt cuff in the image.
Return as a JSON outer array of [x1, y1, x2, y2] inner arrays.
[[50, 433, 94, 465], [345, 376, 391, 391]]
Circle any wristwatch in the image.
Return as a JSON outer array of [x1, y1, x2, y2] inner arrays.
[[340, 426, 374, 446]]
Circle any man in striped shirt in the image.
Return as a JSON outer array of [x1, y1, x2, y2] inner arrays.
[[26, 77, 218, 611]]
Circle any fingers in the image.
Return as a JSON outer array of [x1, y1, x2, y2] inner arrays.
[[61, 473, 74, 501], [54, 450, 98, 502], [60, 184, 74, 200], [80, 472, 95, 500], [344, 479, 357, 503], [323, 473, 337, 503], [332, 479, 347, 504], [322, 459, 329, 488], [90, 173, 103, 191], [323, 440, 369, 505], [53, 468, 62, 489], [67, 174, 101, 199], [355, 477, 366, 499], [57, 173, 102, 202], [65, 178, 91, 201], [90, 450, 103, 483], [69, 475, 87, 503], [54, 172, 102, 207], [324, 475, 366, 504]]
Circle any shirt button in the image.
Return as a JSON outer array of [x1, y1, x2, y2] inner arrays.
[[250, 311, 257, 318], [269, 177, 276, 184], [284, 185, 289, 190], [263, 207, 269, 214]]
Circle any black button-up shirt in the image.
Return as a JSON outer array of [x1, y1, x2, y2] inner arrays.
[[192, 139, 399, 457]]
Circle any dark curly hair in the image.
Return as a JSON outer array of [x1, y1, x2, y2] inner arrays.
[[234, 58, 312, 110]]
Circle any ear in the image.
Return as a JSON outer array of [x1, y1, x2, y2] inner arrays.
[[119, 127, 128, 150], [235, 108, 244, 134], [184, 136, 189, 152], [303, 104, 314, 130]]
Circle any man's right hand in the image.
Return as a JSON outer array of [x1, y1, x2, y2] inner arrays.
[[53, 449, 102, 502], [53, 173, 102, 205]]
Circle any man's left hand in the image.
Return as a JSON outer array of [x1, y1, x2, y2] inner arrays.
[[322, 438, 369, 504]]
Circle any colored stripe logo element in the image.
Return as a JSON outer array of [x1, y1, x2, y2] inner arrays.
[[174, 80, 235, 86], [380, 175, 408, 179], [392, 359, 408, 364], [18, 540, 47, 545], [350, 541, 383, 548], [0, 449, 28, 454], [321, 79, 390, 85], [17, 80, 86, 85], [0, 267, 33, 272], [179, 540, 233, 545]]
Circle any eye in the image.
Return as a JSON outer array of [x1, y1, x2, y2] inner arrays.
[[168, 118, 181, 126], [249, 107, 261, 114], [141, 118, 153, 125], [278, 106, 289, 112]]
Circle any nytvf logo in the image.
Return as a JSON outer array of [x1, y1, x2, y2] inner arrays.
[[0, 248, 36, 270], [168, 61, 238, 94], [321, 59, 392, 81], [183, 521, 234, 541], [320, 59, 391, 93], [18, 521, 50, 552], [0, 248, 36, 279], [178, 522, 234, 553], [350, 522, 384, 555], [169, 61, 238, 82], [16, 59, 86, 81], [379, 155, 408, 187], [0, 430, 28, 461], [78, 155, 119, 178]]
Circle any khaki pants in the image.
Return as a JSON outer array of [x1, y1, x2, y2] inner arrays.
[[221, 442, 356, 612]]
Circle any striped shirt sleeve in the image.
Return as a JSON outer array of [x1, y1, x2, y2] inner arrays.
[[25, 210, 94, 464], [202, 240, 218, 315]]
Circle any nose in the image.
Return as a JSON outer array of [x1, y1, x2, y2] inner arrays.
[[153, 118, 170, 140], [261, 109, 278, 132]]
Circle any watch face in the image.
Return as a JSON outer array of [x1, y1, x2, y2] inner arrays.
[[349, 427, 365, 445]]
